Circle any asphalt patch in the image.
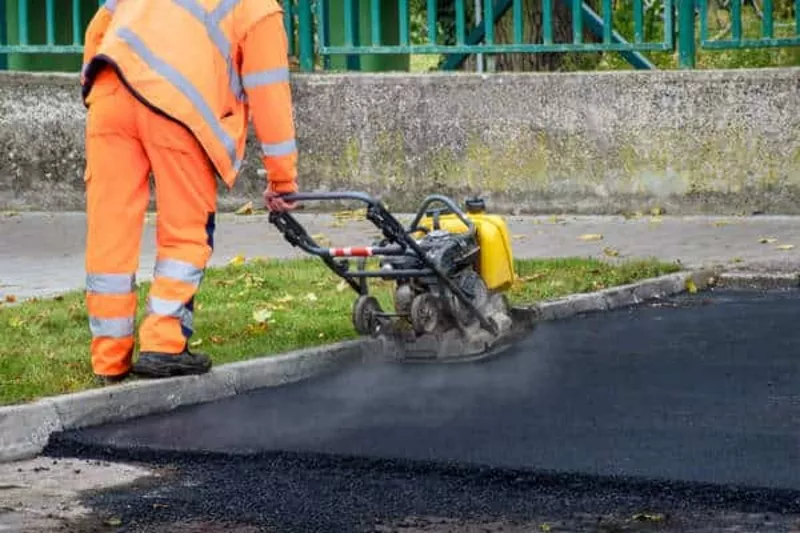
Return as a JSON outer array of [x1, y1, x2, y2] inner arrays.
[[45, 290, 800, 531]]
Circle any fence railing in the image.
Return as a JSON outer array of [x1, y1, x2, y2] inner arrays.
[[1, 0, 798, 71], [696, 0, 800, 49], [0, 0, 104, 54]]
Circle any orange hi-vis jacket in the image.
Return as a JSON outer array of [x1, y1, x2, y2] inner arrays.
[[81, 0, 298, 193]]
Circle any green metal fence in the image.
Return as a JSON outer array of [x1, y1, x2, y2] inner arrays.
[[0, 0, 101, 54], [1, 0, 798, 71], [697, 0, 800, 49]]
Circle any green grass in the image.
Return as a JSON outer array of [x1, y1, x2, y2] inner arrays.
[[0, 257, 679, 406]]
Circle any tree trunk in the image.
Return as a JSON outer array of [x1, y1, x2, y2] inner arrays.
[[437, 0, 603, 72]]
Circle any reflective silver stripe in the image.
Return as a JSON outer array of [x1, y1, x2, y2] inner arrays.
[[154, 258, 204, 286], [116, 27, 238, 168], [172, 0, 245, 101], [86, 273, 135, 294], [228, 62, 245, 101], [147, 297, 194, 331], [262, 139, 297, 157], [147, 296, 185, 317], [243, 68, 290, 89], [90, 317, 134, 338], [173, 0, 231, 56], [208, 0, 245, 99], [104, 0, 119, 13], [210, 0, 240, 21]]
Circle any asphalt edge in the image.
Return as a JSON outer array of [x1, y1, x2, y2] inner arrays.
[[0, 339, 372, 463], [0, 269, 718, 464]]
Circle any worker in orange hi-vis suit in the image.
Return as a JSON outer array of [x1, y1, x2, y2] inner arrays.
[[81, 0, 299, 383]]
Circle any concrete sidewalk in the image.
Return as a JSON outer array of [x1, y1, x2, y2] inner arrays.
[[2, 211, 800, 301]]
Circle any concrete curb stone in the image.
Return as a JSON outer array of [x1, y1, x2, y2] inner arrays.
[[714, 272, 800, 290], [0, 268, 724, 464], [0, 401, 63, 463], [220, 340, 370, 394], [523, 270, 718, 323], [51, 371, 238, 432]]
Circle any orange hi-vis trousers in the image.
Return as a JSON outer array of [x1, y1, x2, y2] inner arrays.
[[84, 67, 217, 377]]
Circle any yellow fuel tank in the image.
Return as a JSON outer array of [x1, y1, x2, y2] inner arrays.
[[417, 199, 515, 292]]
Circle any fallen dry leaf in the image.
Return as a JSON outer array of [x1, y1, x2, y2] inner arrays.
[[578, 234, 603, 242], [650, 206, 665, 216], [336, 280, 348, 292], [4, 295, 16, 303], [311, 233, 332, 246], [333, 208, 367, 221], [603, 247, 620, 257], [228, 254, 247, 266], [276, 294, 295, 304], [246, 323, 269, 334], [759, 237, 778, 244], [252, 309, 273, 324], [190, 338, 203, 348], [513, 235, 526, 240], [235, 201, 254, 216], [686, 278, 698, 294], [711, 220, 732, 227], [777, 244, 795, 251]]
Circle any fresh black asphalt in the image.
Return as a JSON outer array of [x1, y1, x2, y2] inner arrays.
[[46, 289, 800, 532]]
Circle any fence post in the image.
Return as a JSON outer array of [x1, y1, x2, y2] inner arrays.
[[297, 0, 314, 72], [677, 0, 696, 68], [0, 2, 6, 70]]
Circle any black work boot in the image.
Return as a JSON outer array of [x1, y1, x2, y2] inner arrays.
[[132, 349, 212, 378]]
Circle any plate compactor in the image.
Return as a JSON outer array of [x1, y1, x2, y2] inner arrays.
[[269, 192, 519, 362]]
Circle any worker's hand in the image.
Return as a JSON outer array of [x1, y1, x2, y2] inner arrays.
[[264, 189, 298, 212]]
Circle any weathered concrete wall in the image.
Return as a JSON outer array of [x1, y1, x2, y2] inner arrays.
[[1, 68, 798, 214]]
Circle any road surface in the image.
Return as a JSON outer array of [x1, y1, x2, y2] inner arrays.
[[45, 290, 800, 532]]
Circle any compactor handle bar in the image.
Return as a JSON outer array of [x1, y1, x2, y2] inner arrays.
[[270, 192, 476, 258], [279, 192, 476, 234]]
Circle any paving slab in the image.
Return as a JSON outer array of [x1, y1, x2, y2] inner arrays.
[[0, 456, 154, 533], [3, 212, 800, 301]]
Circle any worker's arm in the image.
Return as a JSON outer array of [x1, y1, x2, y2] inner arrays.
[[240, 12, 298, 195], [81, 5, 114, 86]]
